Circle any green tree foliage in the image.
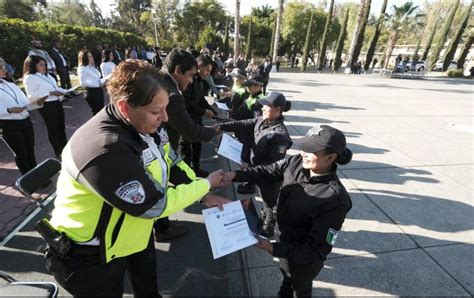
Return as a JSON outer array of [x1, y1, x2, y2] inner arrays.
[[245, 14, 253, 61], [196, 25, 223, 51], [0, 18, 145, 78], [442, 1, 472, 71], [456, 30, 473, 69], [421, 19, 439, 61], [301, 10, 314, 72], [89, 0, 107, 28], [240, 9, 273, 58], [364, 0, 387, 70], [115, 0, 151, 34], [318, 0, 334, 70], [0, 0, 36, 21], [48, 1, 94, 27], [382, 2, 421, 69], [174, 0, 226, 48], [282, 3, 326, 56], [224, 15, 230, 58], [428, 0, 459, 70], [333, 8, 349, 71]]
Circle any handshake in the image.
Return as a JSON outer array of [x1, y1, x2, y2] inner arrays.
[[205, 169, 236, 189], [200, 169, 237, 210]]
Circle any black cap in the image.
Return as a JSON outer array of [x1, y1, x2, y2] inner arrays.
[[230, 68, 247, 79], [294, 125, 347, 155], [258, 92, 287, 110], [243, 74, 265, 87]]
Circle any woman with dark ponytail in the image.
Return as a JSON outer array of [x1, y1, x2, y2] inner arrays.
[[222, 124, 353, 297], [216, 92, 292, 237]]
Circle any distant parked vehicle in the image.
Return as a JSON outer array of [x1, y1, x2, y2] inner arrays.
[[433, 60, 457, 71], [404, 60, 427, 72]]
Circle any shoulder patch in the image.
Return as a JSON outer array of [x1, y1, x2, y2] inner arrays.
[[115, 180, 145, 204], [278, 145, 287, 154], [326, 228, 339, 246]]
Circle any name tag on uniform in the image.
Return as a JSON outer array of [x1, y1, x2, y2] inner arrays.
[[326, 228, 339, 246], [142, 148, 155, 166]]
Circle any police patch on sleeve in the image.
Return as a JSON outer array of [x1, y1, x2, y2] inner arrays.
[[278, 145, 287, 154], [326, 228, 339, 246], [115, 181, 145, 204]]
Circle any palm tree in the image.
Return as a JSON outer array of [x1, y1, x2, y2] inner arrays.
[[456, 31, 473, 69], [317, 0, 334, 70], [272, 0, 284, 65], [301, 9, 314, 72], [421, 19, 439, 61], [344, 0, 367, 73], [382, 2, 421, 69], [234, 0, 241, 61], [333, 8, 349, 71]]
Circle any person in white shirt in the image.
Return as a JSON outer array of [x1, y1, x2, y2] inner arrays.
[[28, 40, 57, 80], [78, 50, 107, 115], [100, 49, 116, 78], [23, 55, 68, 158], [0, 57, 45, 174]]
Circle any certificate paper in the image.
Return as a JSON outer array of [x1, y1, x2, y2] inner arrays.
[[65, 85, 79, 93], [202, 200, 258, 259], [217, 134, 243, 165], [215, 101, 229, 111]]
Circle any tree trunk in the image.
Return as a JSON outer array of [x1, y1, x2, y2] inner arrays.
[[421, 19, 439, 61], [364, 0, 387, 71], [442, 0, 472, 71], [269, 18, 276, 56], [428, 0, 459, 70], [383, 32, 399, 69], [344, 0, 366, 73], [456, 34, 473, 69], [246, 13, 253, 62], [412, 33, 422, 59], [234, 0, 241, 61], [272, 0, 284, 65], [333, 8, 349, 71], [301, 9, 314, 72], [317, 0, 334, 70], [352, 0, 371, 69], [224, 15, 230, 60]]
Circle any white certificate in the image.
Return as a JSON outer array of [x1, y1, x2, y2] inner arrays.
[[217, 134, 243, 165], [202, 200, 258, 259], [65, 85, 79, 93], [215, 101, 229, 111]]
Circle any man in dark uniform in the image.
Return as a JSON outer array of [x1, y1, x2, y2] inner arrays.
[[259, 55, 273, 95], [222, 124, 353, 297], [157, 48, 219, 241], [181, 54, 217, 177], [49, 40, 72, 93]]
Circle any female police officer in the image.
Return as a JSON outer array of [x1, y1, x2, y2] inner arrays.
[[216, 92, 292, 237], [47, 60, 229, 296], [222, 125, 353, 297]]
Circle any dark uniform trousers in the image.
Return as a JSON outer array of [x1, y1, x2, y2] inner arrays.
[[85, 87, 105, 116], [54, 234, 160, 297], [180, 116, 203, 170], [38, 101, 67, 157], [278, 258, 324, 298], [57, 67, 72, 90], [0, 118, 37, 174]]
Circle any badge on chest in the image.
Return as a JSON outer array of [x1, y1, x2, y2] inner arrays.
[[142, 148, 155, 166]]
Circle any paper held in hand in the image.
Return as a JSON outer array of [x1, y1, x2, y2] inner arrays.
[[215, 101, 229, 111], [65, 85, 80, 93], [202, 200, 258, 259], [217, 134, 243, 165]]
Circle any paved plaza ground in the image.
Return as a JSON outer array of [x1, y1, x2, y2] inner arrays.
[[0, 70, 473, 296]]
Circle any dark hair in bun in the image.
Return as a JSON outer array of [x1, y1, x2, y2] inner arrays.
[[335, 148, 352, 165], [283, 101, 291, 112]]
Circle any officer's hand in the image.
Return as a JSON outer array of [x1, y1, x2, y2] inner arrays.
[[50, 90, 64, 96], [213, 124, 222, 135], [254, 234, 273, 254], [220, 171, 236, 187], [35, 95, 48, 105], [204, 109, 214, 118], [201, 193, 231, 210], [7, 106, 26, 114], [239, 162, 248, 170], [206, 169, 223, 189]]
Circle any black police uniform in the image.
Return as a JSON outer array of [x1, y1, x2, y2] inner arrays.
[[219, 115, 291, 229], [233, 154, 352, 297], [181, 75, 216, 171]]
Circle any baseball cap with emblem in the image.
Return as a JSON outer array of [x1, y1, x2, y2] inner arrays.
[[258, 92, 288, 110], [243, 74, 265, 87], [230, 68, 247, 79], [294, 125, 353, 165]]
